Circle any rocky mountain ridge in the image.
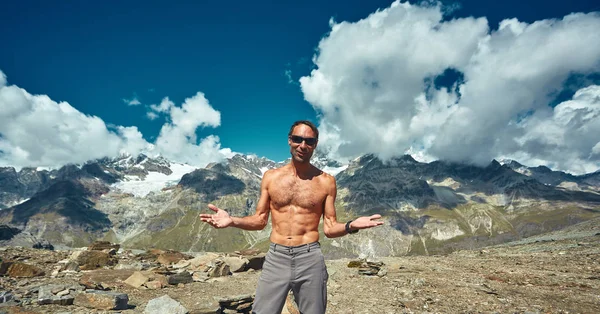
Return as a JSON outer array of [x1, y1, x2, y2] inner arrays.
[[0, 152, 599, 257], [0, 154, 179, 209]]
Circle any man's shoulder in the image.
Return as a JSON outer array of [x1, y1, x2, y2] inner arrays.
[[320, 170, 336, 185], [311, 165, 335, 184], [263, 166, 287, 180]]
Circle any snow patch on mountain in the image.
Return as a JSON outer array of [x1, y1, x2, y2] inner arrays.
[[111, 163, 198, 197], [323, 165, 348, 176], [259, 167, 270, 176], [1, 198, 30, 210]]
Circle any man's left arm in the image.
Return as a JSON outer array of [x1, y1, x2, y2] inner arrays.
[[323, 175, 384, 238]]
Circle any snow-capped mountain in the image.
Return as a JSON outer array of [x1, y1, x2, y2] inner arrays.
[[0, 152, 599, 257], [501, 159, 600, 192]]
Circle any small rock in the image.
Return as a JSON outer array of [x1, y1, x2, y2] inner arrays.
[[188, 253, 220, 270], [219, 294, 254, 311], [172, 259, 191, 269], [367, 261, 384, 267], [62, 261, 80, 272], [157, 251, 188, 266], [193, 300, 222, 314], [153, 274, 169, 287], [207, 260, 230, 277], [192, 271, 210, 282], [38, 284, 74, 305], [68, 249, 86, 261], [51, 266, 61, 277], [75, 251, 117, 270], [0, 291, 13, 303], [6, 262, 45, 278], [115, 262, 145, 270], [124, 271, 150, 288], [167, 271, 193, 285], [73, 290, 129, 310], [144, 294, 188, 314], [221, 256, 249, 273], [347, 260, 366, 268], [145, 281, 163, 290]]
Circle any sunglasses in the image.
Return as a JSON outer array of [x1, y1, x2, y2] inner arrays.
[[289, 135, 317, 146]]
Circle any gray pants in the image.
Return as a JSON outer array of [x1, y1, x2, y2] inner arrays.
[[253, 242, 328, 314]]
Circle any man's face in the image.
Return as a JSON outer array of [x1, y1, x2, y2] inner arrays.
[[288, 124, 318, 163]]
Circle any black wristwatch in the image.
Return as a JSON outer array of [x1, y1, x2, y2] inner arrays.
[[345, 220, 358, 234]]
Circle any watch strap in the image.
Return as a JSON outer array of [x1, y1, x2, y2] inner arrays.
[[345, 220, 358, 234]]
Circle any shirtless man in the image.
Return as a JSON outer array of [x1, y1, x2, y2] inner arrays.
[[200, 120, 383, 314]]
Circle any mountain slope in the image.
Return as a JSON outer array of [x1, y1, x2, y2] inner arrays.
[[0, 153, 598, 257]]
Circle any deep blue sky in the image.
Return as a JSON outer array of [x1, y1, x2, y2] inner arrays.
[[1, 0, 598, 162]]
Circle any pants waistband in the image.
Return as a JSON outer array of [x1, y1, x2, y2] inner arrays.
[[269, 242, 320, 255]]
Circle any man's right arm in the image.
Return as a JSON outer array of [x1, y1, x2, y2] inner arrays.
[[229, 169, 272, 230], [200, 170, 273, 230]]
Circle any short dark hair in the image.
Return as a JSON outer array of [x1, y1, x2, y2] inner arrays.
[[288, 120, 319, 139]]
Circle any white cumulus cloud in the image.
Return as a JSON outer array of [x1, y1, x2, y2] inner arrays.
[[0, 70, 232, 169], [154, 92, 228, 166], [507, 85, 600, 174], [146, 111, 159, 120], [0, 78, 147, 168], [150, 97, 175, 113], [0, 71, 6, 88], [123, 96, 142, 106], [300, 1, 600, 174]]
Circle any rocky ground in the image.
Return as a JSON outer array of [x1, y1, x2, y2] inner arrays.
[[1, 218, 599, 314]]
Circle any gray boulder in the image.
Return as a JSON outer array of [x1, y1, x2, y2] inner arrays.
[[144, 295, 188, 314]]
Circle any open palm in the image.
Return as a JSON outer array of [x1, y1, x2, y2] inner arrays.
[[351, 214, 384, 230], [199, 204, 233, 228]]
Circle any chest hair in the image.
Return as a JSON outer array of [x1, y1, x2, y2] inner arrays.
[[270, 176, 325, 210]]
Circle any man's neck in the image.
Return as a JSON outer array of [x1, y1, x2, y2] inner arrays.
[[291, 159, 312, 177]]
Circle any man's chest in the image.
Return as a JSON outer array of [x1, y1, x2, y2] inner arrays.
[[269, 177, 327, 210]]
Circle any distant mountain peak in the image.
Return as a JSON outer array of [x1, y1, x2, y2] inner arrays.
[[488, 159, 502, 169], [399, 154, 418, 163], [531, 165, 553, 173], [500, 159, 524, 168]]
